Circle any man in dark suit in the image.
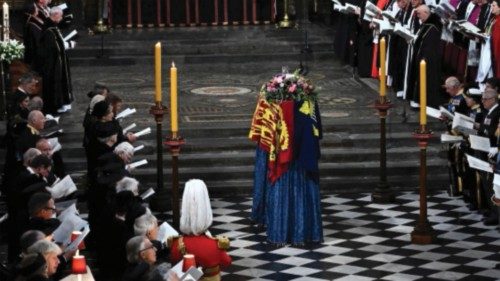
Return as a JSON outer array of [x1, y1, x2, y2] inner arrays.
[[2, 110, 44, 199], [7, 154, 51, 262], [478, 88, 500, 225], [26, 192, 60, 238]]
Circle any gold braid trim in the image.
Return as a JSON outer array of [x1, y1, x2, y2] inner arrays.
[[178, 237, 186, 255], [216, 236, 230, 250]]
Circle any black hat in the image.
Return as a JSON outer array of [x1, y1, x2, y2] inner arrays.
[[95, 121, 119, 138], [29, 218, 61, 236], [92, 100, 110, 119]]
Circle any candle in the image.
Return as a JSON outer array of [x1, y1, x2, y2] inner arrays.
[[154, 42, 161, 103], [170, 62, 178, 136], [3, 2, 9, 41], [379, 37, 386, 97], [71, 255, 87, 274], [419, 59, 427, 126]]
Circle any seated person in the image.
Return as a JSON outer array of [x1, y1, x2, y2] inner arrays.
[[169, 179, 231, 280], [28, 96, 44, 112], [36, 138, 66, 182], [15, 253, 48, 281], [26, 192, 61, 239], [134, 213, 168, 260], [5, 148, 41, 262], [27, 240, 63, 280], [19, 230, 46, 258], [124, 236, 177, 281]]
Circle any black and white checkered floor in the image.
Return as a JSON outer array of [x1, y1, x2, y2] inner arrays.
[[199, 191, 500, 281]]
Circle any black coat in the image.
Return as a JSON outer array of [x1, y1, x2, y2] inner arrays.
[[333, 0, 362, 65], [36, 22, 73, 114], [23, 15, 44, 67], [97, 216, 132, 280], [407, 14, 446, 108], [478, 105, 500, 147], [387, 6, 413, 91]]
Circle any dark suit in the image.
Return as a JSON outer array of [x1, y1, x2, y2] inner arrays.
[[477, 104, 500, 220]]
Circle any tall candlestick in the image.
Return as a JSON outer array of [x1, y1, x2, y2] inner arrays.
[[379, 37, 386, 97], [3, 2, 9, 41], [170, 62, 178, 136], [419, 59, 427, 126], [154, 42, 161, 103]]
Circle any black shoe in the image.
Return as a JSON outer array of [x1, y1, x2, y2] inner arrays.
[[496, 263, 500, 269], [483, 216, 499, 226]]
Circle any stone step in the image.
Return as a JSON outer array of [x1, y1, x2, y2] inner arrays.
[[68, 51, 335, 66], [127, 157, 447, 182], [0, 130, 443, 160], [80, 25, 333, 42], [33, 145, 445, 171], [188, 173, 450, 195], [42, 119, 444, 140], [68, 42, 334, 57]]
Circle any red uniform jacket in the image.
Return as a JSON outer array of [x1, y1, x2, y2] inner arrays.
[[169, 235, 232, 277]]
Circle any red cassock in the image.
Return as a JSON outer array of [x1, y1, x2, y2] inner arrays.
[[491, 16, 500, 79], [169, 235, 232, 280]]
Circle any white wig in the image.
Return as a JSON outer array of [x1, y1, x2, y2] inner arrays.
[[180, 179, 213, 235], [116, 176, 139, 196]]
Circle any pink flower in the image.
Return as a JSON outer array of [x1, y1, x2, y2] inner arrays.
[[288, 84, 297, 93], [267, 85, 276, 92], [273, 76, 283, 84]]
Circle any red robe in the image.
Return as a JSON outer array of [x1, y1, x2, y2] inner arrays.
[[491, 16, 500, 78]]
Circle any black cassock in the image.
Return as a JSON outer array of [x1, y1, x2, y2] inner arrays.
[[37, 22, 73, 115], [23, 15, 44, 68], [355, 0, 375, 77], [387, 6, 412, 92], [333, 0, 362, 65], [406, 14, 446, 108]]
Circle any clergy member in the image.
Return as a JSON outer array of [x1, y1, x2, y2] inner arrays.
[[36, 7, 74, 115], [406, 5, 446, 108]]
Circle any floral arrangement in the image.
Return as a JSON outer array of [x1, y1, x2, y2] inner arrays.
[[261, 70, 318, 103], [0, 39, 24, 63]]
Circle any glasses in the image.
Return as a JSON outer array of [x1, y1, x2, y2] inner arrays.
[[139, 245, 156, 253], [482, 97, 494, 101]]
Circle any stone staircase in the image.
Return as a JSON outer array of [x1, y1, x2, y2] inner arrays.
[[0, 24, 451, 196]]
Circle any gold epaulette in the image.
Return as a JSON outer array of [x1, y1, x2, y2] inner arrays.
[[215, 236, 230, 250], [167, 235, 181, 248]]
